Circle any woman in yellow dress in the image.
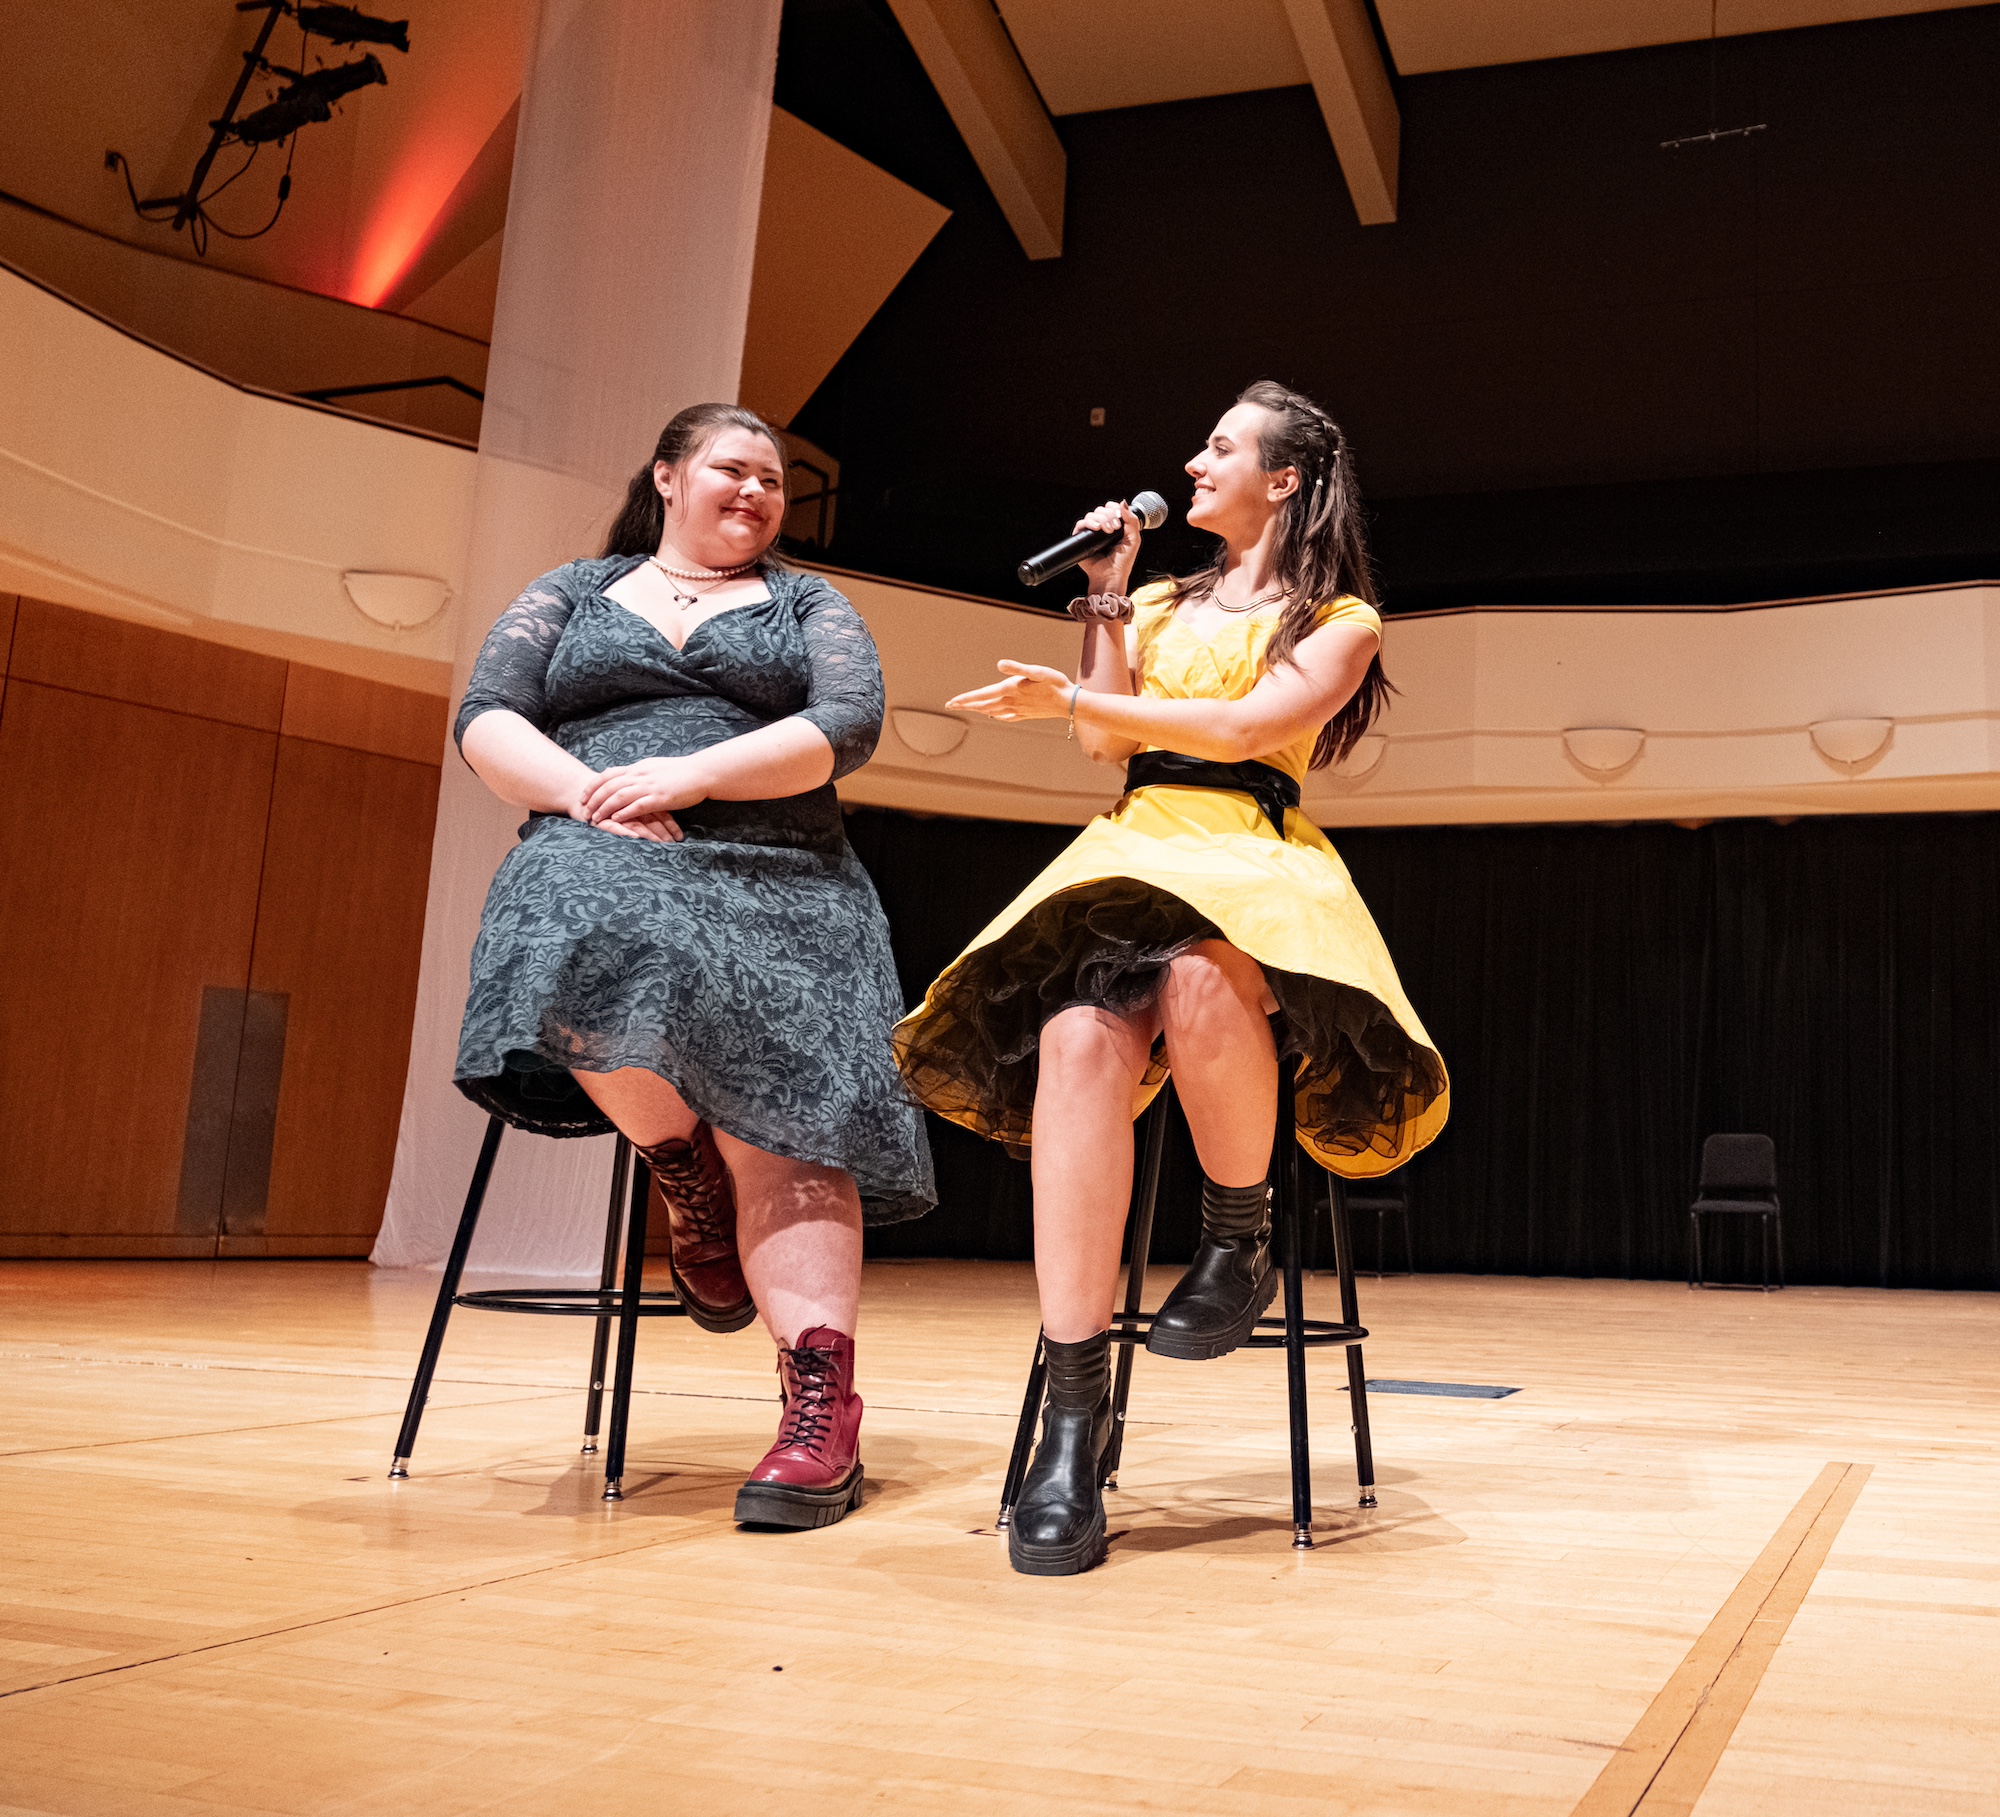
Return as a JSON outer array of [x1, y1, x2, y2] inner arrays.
[[894, 381, 1448, 1575]]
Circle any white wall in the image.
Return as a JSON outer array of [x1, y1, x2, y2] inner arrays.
[[8, 262, 1997, 829], [0, 264, 466, 693]]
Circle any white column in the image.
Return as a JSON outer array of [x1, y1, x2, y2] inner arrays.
[[373, 0, 782, 1275]]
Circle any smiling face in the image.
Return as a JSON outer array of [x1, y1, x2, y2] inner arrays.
[[1185, 401, 1299, 545], [655, 426, 788, 569]]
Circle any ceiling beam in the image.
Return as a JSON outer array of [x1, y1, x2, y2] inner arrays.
[[882, 0, 1065, 259], [1280, 0, 1400, 224]]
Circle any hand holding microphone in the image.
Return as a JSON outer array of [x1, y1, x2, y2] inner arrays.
[[1017, 490, 1169, 589]]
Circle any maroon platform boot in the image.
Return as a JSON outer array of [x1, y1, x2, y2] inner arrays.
[[732, 1327, 865, 1529], [638, 1125, 755, 1334]]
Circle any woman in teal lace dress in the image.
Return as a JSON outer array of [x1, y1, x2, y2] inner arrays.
[[454, 403, 932, 1530]]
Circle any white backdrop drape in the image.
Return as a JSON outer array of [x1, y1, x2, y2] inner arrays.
[[371, 0, 783, 1276]]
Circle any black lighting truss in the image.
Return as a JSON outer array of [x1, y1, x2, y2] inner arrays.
[[105, 0, 409, 256]]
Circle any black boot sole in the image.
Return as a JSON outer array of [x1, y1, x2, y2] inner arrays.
[[1144, 1264, 1279, 1361], [668, 1259, 758, 1335], [733, 1461, 864, 1529], [1007, 1508, 1107, 1576]]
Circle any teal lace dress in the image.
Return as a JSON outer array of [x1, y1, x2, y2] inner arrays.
[[453, 556, 934, 1224]]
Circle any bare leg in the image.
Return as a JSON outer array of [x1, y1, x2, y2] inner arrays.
[[1159, 940, 1280, 1187], [572, 1067, 861, 1348], [1030, 1003, 1159, 1342], [714, 1132, 863, 1347], [572, 1066, 700, 1146]]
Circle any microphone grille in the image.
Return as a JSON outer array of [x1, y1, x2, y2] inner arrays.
[[1131, 490, 1169, 531]]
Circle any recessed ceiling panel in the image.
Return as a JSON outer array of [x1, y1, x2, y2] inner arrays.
[[1375, 0, 1991, 75], [993, 0, 1307, 115]]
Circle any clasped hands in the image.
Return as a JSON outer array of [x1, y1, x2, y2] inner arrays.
[[572, 755, 709, 844]]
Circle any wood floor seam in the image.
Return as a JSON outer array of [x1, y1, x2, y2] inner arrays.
[[0, 1513, 724, 1706], [0, 1391, 578, 1459], [1568, 1461, 1874, 1817]]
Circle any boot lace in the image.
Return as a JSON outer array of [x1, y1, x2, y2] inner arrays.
[[647, 1139, 732, 1247], [776, 1345, 839, 1453]]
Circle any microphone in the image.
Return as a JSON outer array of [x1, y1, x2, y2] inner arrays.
[[1017, 490, 1169, 587]]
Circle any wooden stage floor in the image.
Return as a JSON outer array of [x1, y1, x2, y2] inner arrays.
[[2, 1258, 1996, 1815]]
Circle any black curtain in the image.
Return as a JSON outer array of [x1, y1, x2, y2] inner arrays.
[[847, 806, 2000, 1290]]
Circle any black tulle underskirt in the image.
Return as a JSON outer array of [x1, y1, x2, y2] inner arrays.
[[894, 879, 1447, 1167]]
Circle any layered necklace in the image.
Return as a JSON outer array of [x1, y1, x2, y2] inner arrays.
[[648, 553, 758, 608]]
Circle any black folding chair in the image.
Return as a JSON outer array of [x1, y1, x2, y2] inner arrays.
[[1334, 1171, 1414, 1278], [996, 1061, 1378, 1550], [1688, 1132, 1785, 1291], [388, 1117, 690, 1500]]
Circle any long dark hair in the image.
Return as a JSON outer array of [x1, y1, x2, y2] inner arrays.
[[600, 402, 788, 560], [1167, 379, 1393, 769]]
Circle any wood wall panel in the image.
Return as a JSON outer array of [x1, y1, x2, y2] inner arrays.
[[0, 682, 276, 1240], [0, 594, 17, 674], [10, 599, 287, 729], [281, 663, 449, 765], [240, 736, 440, 1251]]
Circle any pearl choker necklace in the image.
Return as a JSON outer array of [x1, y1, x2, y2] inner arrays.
[[650, 555, 757, 582]]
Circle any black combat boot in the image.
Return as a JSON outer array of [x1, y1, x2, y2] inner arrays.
[[1007, 1330, 1113, 1576], [1145, 1178, 1274, 1360]]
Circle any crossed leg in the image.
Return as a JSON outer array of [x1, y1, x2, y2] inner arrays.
[[570, 1066, 861, 1348]]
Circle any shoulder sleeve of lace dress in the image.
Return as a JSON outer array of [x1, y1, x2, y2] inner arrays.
[[452, 562, 590, 751], [789, 574, 885, 780]]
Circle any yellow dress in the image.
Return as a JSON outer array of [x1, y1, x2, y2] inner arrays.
[[892, 582, 1449, 1177]]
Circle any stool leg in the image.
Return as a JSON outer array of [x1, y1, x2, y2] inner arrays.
[[1761, 1212, 1771, 1293], [389, 1116, 503, 1478], [1689, 1211, 1703, 1289], [1775, 1211, 1786, 1289], [1276, 1061, 1313, 1548], [1103, 1084, 1171, 1491], [1328, 1171, 1377, 1509], [602, 1151, 652, 1502], [1400, 1201, 1415, 1276], [581, 1138, 633, 1455], [996, 1333, 1047, 1529]]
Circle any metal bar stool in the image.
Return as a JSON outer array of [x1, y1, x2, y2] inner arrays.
[[996, 1058, 1377, 1550], [388, 1115, 690, 1500]]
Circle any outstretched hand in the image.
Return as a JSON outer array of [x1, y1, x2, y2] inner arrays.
[[946, 660, 1075, 723]]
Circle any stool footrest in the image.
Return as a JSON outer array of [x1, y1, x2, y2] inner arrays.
[[454, 1287, 689, 1318], [1102, 1311, 1366, 1349]]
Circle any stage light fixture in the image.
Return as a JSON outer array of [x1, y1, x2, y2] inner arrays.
[[231, 55, 387, 143], [105, 0, 409, 255], [295, 5, 409, 51]]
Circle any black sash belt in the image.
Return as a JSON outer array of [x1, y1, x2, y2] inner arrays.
[[1123, 751, 1299, 836]]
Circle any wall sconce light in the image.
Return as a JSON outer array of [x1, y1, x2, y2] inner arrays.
[[890, 708, 968, 758], [1562, 726, 1645, 775], [1809, 717, 1892, 770], [342, 571, 450, 629], [1333, 734, 1387, 780]]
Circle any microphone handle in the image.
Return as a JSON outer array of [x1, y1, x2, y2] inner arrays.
[[1017, 524, 1121, 588]]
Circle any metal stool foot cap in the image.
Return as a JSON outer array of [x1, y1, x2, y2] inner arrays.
[[602, 1479, 624, 1502], [1101, 1472, 1119, 1491], [1292, 1525, 1314, 1549], [388, 1458, 409, 1479], [995, 1507, 1012, 1531], [1358, 1485, 1378, 1508], [580, 1438, 598, 1455]]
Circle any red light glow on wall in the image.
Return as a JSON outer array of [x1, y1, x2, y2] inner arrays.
[[346, 137, 476, 308]]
